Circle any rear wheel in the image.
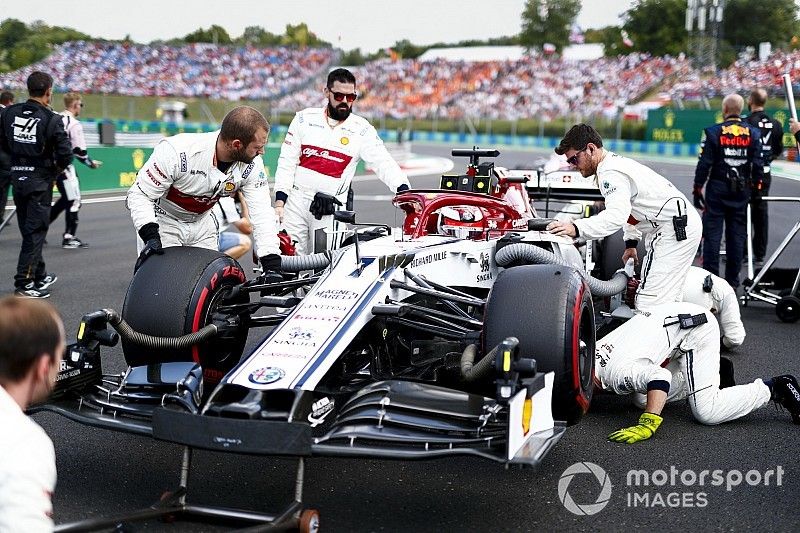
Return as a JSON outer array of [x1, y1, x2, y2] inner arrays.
[[484, 264, 594, 425], [122, 246, 249, 384]]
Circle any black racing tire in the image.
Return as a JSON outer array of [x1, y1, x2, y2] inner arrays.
[[597, 228, 646, 281], [484, 264, 595, 425], [122, 246, 249, 384]]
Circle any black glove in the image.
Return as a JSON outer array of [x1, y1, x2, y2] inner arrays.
[[309, 192, 342, 220], [259, 254, 283, 284], [692, 184, 705, 209], [396, 183, 410, 193], [135, 223, 163, 272]]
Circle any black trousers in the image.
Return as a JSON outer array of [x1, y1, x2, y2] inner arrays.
[[13, 184, 53, 288], [0, 173, 10, 222], [50, 176, 78, 236], [750, 195, 768, 260]]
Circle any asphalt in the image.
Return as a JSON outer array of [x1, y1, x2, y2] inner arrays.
[[1, 144, 799, 531]]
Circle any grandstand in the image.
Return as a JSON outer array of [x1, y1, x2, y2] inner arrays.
[[2, 40, 799, 122]]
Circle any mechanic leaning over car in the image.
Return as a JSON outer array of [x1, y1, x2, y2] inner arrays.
[[126, 106, 282, 281], [0, 71, 73, 299], [0, 296, 65, 530], [546, 124, 702, 311], [744, 88, 783, 267], [273, 68, 410, 255], [596, 301, 800, 444], [694, 94, 764, 289]]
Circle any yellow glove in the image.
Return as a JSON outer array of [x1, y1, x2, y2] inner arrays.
[[608, 413, 663, 444]]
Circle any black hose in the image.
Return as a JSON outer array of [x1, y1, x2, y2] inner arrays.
[[103, 309, 218, 350], [281, 250, 341, 272], [461, 344, 497, 382], [495, 242, 629, 297]]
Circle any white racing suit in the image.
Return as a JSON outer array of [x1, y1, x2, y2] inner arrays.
[[274, 107, 409, 255], [682, 266, 745, 348], [596, 302, 771, 425], [0, 386, 56, 532], [573, 151, 702, 311], [60, 111, 89, 208], [127, 131, 279, 256]]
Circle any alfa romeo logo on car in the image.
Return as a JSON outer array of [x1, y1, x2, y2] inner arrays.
[[558, 462, 613, 515], [248, 366, 285, 385]]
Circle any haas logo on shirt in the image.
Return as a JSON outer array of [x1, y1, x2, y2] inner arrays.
[[13, 116, 39, 144]]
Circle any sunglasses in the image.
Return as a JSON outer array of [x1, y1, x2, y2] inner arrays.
[[329, 90, 357, 103], [566, 147, 588, 166]]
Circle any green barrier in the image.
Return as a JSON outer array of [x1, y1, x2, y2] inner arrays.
[[647, 108, 796, 148], [77, 145, 364, 193]]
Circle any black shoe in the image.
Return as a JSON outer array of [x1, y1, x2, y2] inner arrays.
[[36, 274, 58, 290], [260, 270, 284, 284], [62, 237, 89, 249], [754, 257, 765, 268], [771, 375, 800, 424], [14, 282, 51, 299]]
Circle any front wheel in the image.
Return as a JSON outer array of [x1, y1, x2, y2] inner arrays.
[[484, 264, 594, 425]]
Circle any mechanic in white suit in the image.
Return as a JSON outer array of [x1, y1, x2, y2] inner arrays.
[[273, 68, 410, 255], [49, 92, 103, 249], [127, 106, 282, 280], [682, 265, 745, 349], [0, 296, 65, 531], [596, 301, 800, 444], [546, 124, 702, 311]]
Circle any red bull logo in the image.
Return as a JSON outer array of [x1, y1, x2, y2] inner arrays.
[[721, 124, 750, 136]]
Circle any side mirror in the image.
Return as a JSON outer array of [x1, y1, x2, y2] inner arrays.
[[334, 210, 356, 224]]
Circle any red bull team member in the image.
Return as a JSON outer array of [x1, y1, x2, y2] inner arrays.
[[273, 68, 410, 255], [126, 106, 282, 279], [694, 94, 764, 289], [596, 302, 800, 443], [546, 124, 701, 311]]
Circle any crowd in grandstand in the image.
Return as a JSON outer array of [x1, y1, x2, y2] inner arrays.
[[0, 41, 336, 100], [6, 40, 800, 120]]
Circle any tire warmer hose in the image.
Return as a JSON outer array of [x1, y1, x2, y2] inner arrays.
[[494, 242, 629, 297], [103, 308, 218, 350], [280, 250, 342, 272]]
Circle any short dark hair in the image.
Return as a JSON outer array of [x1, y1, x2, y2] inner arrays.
[[0, 297, 62, 384], [26, 71, 54, 98], [327, 68, 356, 88], [750, 87, 768, 107], [219, 106, 270, 145], [0, 91, 13, 105], [555, 123, 604, 155]]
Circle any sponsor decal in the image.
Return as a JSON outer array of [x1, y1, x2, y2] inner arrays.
[[595, 342, 614, 368], [265, 351, 312, 360], [410, 251, 446, 268], [601, 180, 617, 195], [308, 397, 335, 427], [146, 169, 162, 186], [476, 252, 493, 282], [152, 162, 168, 179], [189, 169, 207, 177], [299, 145, 353, 178], [223, 181, 236, 193], [248, 366, 285, 385], [303, 303, 350, 311], [723, 148, 746, 157], [179, 152, 188, 173], [340, 136, 350, 145], [512, 218, 528, 229], [213, 436, 243, 448], [293, 313, 343, 322], [314, 289, 359, 300], [720, 136, 752, 147], [287, 326, 314, 341], [488, 219, 498, 230], [12, 116, 39, 144], [721, 124, 749, 136], [165, 187, 219, 213], [242, 162, 254, 179]]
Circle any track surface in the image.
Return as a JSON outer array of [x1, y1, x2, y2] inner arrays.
[[1, 144, 799, 531]]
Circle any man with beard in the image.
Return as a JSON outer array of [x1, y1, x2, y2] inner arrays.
[[274, 68, 410, 255], [126, 106, 282, 279], [546, 124, 702, 311]]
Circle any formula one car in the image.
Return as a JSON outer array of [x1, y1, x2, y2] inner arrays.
[[36, 148, 630, 530]]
